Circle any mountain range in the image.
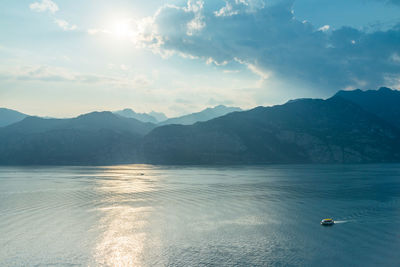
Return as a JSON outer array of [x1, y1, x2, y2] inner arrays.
[[1, 87, 400, 165], [0, 105, 241, 127]]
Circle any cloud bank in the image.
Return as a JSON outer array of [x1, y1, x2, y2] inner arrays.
[[138, 0, 400, 92]]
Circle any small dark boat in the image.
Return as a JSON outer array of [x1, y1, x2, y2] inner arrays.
[[321, 218, 334, 225]]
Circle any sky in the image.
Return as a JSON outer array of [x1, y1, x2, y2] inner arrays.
[[0, 0, 400, 117]]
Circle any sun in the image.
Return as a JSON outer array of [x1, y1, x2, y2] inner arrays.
[[109, 19, 136, 41]]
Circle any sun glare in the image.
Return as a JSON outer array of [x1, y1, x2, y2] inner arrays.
[[110, 19, 136, 41]]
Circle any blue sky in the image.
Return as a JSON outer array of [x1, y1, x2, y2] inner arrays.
[[0, 0, 400, 117]]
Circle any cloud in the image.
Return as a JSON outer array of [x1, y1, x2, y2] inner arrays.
[[137, 0, 400, 93], [30, 1, 78, 32], [214, 2, 238, 17], [214, 0, 265, 16], [29, 0, 59, 14], [54, 19, 77, 31], [0, 65, 151, 88], [318, 25, 330, 32]]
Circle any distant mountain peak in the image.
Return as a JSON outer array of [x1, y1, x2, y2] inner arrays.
[[159, 105, 242, 126], [149, 111, 168, 122], [113, 108, 162, 123]]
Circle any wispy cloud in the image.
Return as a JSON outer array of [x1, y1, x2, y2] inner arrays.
[[214, 2, 238, 17], [54, 19, 77, 31], [29, 0, 58, 14], [0, 65, 151, 88], [29, 1, 78, 32]]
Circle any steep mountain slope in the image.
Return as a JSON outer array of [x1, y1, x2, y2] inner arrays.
[[0, 108, 28, 127], [0, 112, 155, 165], [159, 105, 242, 126], [141, 97, 400, 164], [335, 87, 400, 128]]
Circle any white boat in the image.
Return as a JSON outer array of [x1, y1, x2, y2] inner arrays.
[[321, 218, 334, 225]]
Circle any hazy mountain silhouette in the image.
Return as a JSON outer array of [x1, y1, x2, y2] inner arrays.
[[335, 87, 400, 129], [113, 108, 163, 123], [0, 112, 155, 165], [159, 105, 242, 125], [149, 111, 168, 122], [0, 108, 28, 127]]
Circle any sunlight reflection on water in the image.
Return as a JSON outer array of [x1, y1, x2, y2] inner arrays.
[[94, 206, 149, 266], [93, 166, 156, 266]]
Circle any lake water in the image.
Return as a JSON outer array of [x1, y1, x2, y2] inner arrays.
[[1, 164, 400, 266]]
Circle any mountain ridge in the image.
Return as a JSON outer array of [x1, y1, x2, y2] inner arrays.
[[1, 88, 400, 165]]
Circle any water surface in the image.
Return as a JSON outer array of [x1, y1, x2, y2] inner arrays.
[[1, 164, 400, 266]]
